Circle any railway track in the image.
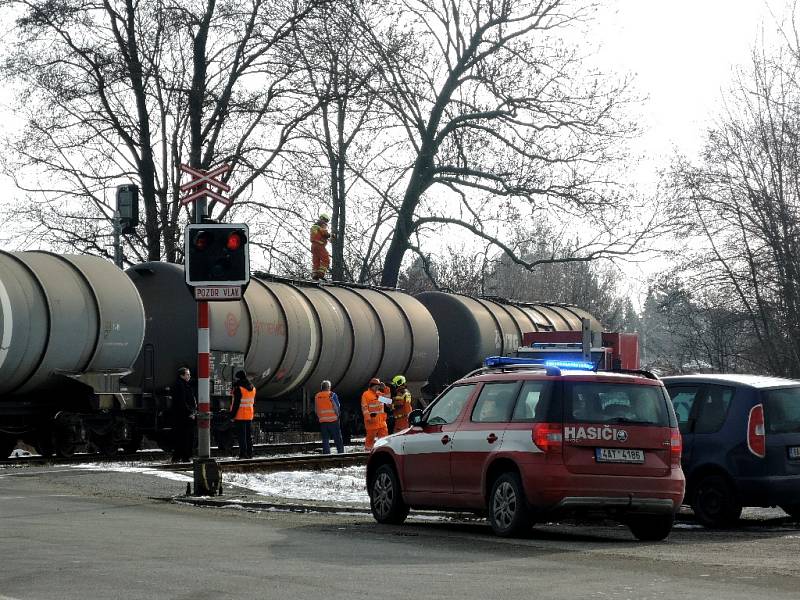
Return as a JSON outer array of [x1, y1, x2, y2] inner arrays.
[[0, 441, 339, 468]]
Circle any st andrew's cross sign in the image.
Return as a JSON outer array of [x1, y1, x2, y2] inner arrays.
[[180, 163, 232, 206]]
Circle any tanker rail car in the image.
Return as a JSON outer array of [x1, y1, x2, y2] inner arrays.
[[0, 251, 597, 458]]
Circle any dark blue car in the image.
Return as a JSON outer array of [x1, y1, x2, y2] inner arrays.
[[662, 374, 800, 527]]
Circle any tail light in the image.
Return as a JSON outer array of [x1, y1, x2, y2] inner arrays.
[[532, 423, 563, 454], [748, 404, 766, 458], [670, 428, 682, 468]]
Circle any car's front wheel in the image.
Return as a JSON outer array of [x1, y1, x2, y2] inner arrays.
[[369, 464, 409, 525], [627, 514, 675, 541], [488, 472, 531, 537]]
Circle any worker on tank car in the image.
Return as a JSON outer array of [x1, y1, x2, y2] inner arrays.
[[310, 214, 335, 281], [315, 379, 345, 454], [170, 366, 197, 463], [391, 375, 413, 431], [230, 370, 256, 459], [361, 378, 390, 450]]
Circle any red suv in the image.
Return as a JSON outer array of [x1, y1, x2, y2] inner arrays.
[[366, 362, 685, 540]]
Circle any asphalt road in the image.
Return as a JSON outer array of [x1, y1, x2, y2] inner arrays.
[[1, 465, 799, 600]]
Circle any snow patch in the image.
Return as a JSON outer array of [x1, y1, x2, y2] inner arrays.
[[71, 462, 193, 483], [224, 466, 369, 504]]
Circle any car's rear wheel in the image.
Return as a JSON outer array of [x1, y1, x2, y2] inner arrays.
[[691, 474, 742, 528], [780, 504, 800, 520], [369, 464, 409, 525], [488, 472, 531, 537], [627, 514, 674, 541]]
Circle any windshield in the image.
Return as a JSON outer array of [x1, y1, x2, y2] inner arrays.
[[763, 387, 800, 434], [564, 382, 670, 426]]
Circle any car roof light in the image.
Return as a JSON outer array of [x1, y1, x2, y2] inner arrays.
[[544, 359, 595, 370], [484, 356, 544, 367]]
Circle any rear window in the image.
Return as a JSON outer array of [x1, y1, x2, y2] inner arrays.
[[564, 382, 670, 426], [763, 387, 800, 434]]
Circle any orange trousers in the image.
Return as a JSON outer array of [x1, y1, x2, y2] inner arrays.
[[311, 244, 330, 279], [394, 416, 409, 431], [365, 423, 388, 450]]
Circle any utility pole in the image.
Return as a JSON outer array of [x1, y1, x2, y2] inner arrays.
[[112, 210, 123, 268]]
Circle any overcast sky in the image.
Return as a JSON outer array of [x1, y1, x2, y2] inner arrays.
[[599, 0, 784, 165], [591, 0, 787, 296]]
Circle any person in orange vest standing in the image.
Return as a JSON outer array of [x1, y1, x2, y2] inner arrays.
[[391, 375, 413, 431], [230, 370, 256, 459], [310, 214, 334, 281], [361, 378, 390, 451], [315, 380, 344, 454]]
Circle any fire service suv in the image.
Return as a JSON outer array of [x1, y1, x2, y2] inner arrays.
[[366, 349, 685, 541]]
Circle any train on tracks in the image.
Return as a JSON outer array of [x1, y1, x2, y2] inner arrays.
[[0, 250, 599, 458]]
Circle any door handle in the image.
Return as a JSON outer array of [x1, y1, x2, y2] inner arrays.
[[441, 435, 450, 445], [487, 433, 498, 444]]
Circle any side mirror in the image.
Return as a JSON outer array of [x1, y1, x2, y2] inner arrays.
[[408, 409, 424, 427]]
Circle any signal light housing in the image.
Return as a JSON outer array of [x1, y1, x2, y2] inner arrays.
[[185, 223, 250, 287]]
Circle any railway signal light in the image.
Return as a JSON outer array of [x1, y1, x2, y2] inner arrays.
[[185, 223, 250, 287], [116, 184, 139, 234]]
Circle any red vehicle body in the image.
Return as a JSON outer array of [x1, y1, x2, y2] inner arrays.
[[367, 365, 685, 540]]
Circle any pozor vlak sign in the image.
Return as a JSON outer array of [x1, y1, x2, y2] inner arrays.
[[184, 223, 250, 299]]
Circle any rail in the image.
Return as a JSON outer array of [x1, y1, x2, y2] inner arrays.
[[0, 441, 331, 468]]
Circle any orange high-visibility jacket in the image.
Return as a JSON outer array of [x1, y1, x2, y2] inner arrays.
[[315, 391, 338, 423], [231, 386, 256, 421], [310, 224, 330, 246], [361, 389, 386, 428], [392, 389, 412, 420]]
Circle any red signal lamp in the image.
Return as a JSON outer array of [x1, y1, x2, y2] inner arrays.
[[226, 231, 246, 251]]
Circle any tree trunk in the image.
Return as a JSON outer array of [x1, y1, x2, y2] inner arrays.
[[123, 0, 160, 261], [189, 0, 216, 220]]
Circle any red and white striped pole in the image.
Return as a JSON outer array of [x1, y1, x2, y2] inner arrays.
[[196, 300, 211, 459]]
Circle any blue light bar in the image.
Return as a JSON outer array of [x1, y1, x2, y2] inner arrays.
[[484, 356, 544, 367], [544, 359, 595, 370]]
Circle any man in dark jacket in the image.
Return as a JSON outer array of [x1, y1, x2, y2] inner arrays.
[[230, 370, 256, 459], [171, 367, 197, 463]]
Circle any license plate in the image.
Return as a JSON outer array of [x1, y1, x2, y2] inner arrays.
[[789, 446, 800, 460], [595, 448, 645, 463]]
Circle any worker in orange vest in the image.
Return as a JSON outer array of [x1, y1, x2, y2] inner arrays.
[[230, 370, 256, 459], [391, 374, 413, 431], [314, 379, 344, 454], [361, 378, 390, 450], [310, 214, 334, 281]]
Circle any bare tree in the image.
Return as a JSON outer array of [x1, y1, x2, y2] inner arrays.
[[288, 0, 396, 281], [0, 0, 323, 263], [668, 21, 800, 376], [348, 0, 643, 286]]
